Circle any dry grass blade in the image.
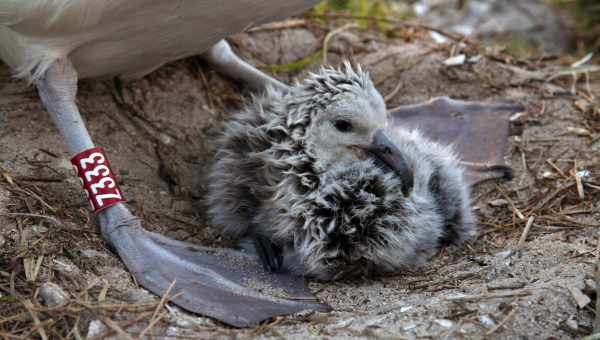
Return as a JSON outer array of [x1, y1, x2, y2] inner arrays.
[[545, 65, 600, 82], [137, 280, 179, 339], [71, 300, 158, 312], [0, 312, 30, 326], [384, 79, 404, 103], [65, 317, 82, 340], [87, 312, 153, 340], [322, 23, 358, 64], [530, 183, 576, 214], [251, 316, 285, 336], [517, 216, 535, 249], [13, 188, 56, 213], [445, 291, 529, 302], [248, 18, 310, 32], [595, 237, 600, 333], [22, 300, 48, 340], [138, 311, 167, 339], [0, 213, 63, 227], [0, 164, 15, 185], [23, 256, 43, 283], [572, 164, 585, 200], [497, 186, 525, 220], [0, 331, 27, 339], [152, 280, 177, 321], [486, 308, 517, 335], [102, 318, 136, 340], [498, 63, 600, 85], [98, 279, 110, 303], [545, 159, 568, 179], [568, 286, 591, 308]]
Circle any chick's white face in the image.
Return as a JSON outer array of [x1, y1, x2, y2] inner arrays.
[[305, 87, 387, 173]]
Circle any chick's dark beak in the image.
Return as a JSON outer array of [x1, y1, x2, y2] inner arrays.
[[352, 129, 414, 196]]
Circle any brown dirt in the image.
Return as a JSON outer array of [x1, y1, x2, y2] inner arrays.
[[1, 19, 599, 339]]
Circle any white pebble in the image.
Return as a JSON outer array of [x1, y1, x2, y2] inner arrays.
[[39, 282, 69, 307]]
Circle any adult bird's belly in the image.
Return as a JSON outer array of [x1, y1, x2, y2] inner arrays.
[[0, 0, 318, 79]]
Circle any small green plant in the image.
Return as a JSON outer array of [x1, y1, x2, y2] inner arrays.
[[548, 0, 600, 50], [495, 33, 538, 59], [312, 0, 414, 30], [572, 0, 600, 29], [260, 49, 324, 73]]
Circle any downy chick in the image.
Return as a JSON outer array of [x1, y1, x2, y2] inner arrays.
[[207, 63, 474, 280]]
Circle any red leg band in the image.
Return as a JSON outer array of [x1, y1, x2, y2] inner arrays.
[[71, 147, 126, 213]]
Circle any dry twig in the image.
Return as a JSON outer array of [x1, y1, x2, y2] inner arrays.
[[595, 237, 600, 333], [22, 300, 48, 340], [517, 216, 535, 249], [102, 317, 136, 340], [486, 308, 517, 335], [445, 290, 529, 302]]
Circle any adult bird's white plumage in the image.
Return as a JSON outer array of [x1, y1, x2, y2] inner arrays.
[[0, 0, 315, 80]]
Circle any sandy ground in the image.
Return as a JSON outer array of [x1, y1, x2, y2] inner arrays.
[[1, 20, 599, 339]]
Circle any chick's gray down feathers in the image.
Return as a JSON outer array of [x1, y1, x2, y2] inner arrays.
[[207, 64, 474, 280]]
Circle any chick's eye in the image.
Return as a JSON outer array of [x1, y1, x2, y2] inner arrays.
[[333, 119, 353, 133]]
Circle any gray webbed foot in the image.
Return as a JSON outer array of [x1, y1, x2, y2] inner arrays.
[[388, 96, 523, 185], [97, 204, 329, 327]]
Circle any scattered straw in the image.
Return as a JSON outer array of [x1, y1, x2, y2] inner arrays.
[[0, 213, 63, 227], [98, 279, 110, 303], [486, 308, 517, 335], [138, 311, 168, 339], [102, 317, 136, 340], [545, 159, 568, 179], [23, 256, 43, 283], [12, 188, 56, 213], [497, 187, 525, 221], [572, 162, 585, 200], [88, 312, 153, 340], [22, 300, 48, 340], [595, 237, 600, 333], [445, 291, 529, 302], [152, 280, 177, 321], [517, 216, 535, 249]]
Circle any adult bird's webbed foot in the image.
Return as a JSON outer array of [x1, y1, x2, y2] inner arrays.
[[253, 234, 284, 272], [388, 96, 523, 185], [98, 204, 328, 327]]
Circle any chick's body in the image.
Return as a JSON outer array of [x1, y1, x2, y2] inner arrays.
[[207, 65, 474, 280]]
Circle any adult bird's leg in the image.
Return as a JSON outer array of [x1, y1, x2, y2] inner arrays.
[[35, 59, 328, 327], [35, 59, 141, 249], [200, 40, 288, 92]]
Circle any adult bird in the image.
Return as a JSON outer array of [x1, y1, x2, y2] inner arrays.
[[0, 0, 328, 327]]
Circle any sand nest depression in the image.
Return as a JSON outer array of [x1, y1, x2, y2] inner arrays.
[[1, 12, 599, 339]]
